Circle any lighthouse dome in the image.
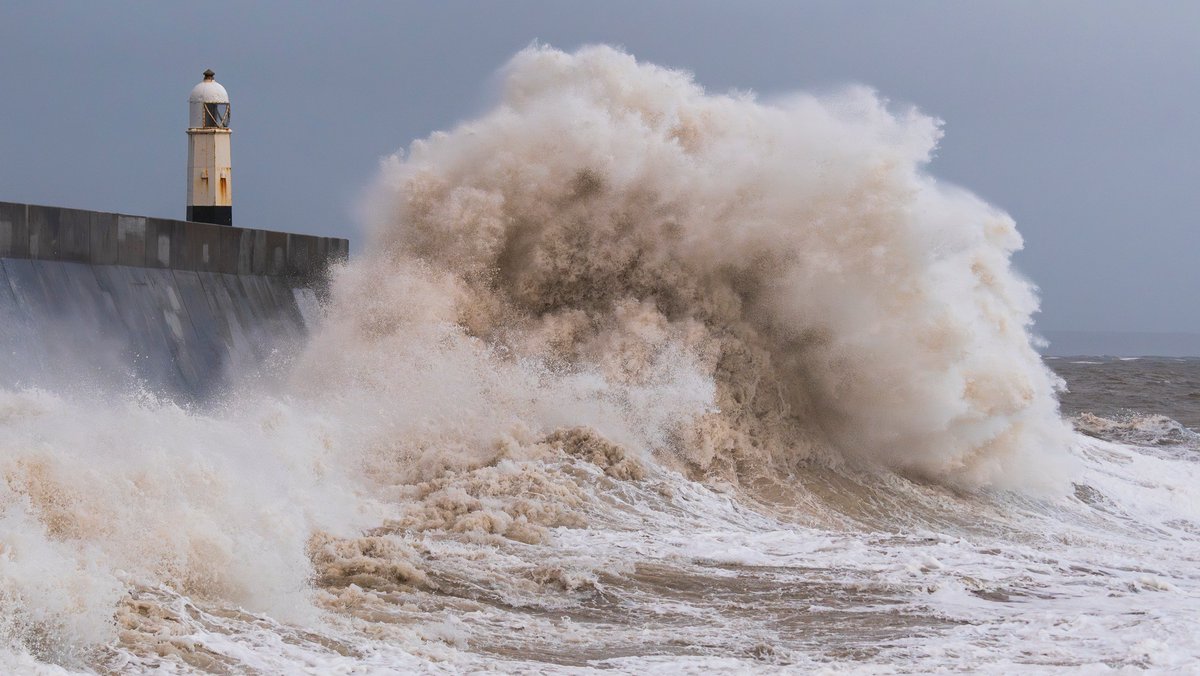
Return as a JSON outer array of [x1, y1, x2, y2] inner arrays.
[[188, 70, 230, 128]]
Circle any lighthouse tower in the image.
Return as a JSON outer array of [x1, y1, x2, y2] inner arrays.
[[186, 69, 232, 225]]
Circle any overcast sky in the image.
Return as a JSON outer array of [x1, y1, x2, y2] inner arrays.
[[1, 1, 1197, 335]]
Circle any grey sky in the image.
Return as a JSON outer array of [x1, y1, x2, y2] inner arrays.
[[1, 1, 1197, 336]]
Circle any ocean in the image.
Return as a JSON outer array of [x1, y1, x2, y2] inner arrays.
[[2, 45, 1197, 673]]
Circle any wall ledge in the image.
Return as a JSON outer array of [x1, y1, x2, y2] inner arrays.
[[0, 201, 348, 280]]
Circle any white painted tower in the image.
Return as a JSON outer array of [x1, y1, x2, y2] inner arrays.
[[186, 69, 232, 225]]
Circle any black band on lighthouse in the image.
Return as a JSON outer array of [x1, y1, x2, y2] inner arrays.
[[187, 206, 232, 226]]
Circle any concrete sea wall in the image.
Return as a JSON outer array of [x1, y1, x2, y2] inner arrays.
[[0, 201, 349, 400], [0, 201, 348, 278]]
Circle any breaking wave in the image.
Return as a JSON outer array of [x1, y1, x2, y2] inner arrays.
[[353, 43, 1074, 488], [1, 45, 1120, 672]]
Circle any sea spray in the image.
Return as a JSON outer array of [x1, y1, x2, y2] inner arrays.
[[0, 387, 367, 663], [353, 44, 1074, 488]]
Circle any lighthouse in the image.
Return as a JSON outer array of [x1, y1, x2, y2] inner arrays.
[[186, 69, 232, 225]]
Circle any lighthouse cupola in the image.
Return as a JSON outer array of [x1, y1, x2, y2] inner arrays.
[[186, 69, 233, 225]]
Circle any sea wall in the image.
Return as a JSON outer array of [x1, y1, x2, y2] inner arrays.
[[0, 201, 348, 278], [0, 201, 349, 400]]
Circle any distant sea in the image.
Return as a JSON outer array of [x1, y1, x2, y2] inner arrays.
[[1040, 330, 1200, 357]]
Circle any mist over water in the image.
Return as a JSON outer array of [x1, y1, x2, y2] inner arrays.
[[359, 44, 1073, 489], [2, 46, 1198, 673]]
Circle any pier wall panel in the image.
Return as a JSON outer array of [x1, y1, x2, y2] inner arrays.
[[0, 200, 346, 280], [0, 256, 315, 400], [0, 203, 29, 258], [0, 200, 346, 400]]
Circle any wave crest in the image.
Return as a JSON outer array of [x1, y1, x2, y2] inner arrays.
[[352, 44, 1073, 489]]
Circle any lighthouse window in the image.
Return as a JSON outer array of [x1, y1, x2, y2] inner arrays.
[[203, 102, 230, 128]]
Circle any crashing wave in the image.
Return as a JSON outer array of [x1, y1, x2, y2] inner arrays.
[[345, 44, 1073, 489]]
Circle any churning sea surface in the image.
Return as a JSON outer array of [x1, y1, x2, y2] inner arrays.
[[2, 356, 1196, 674]]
